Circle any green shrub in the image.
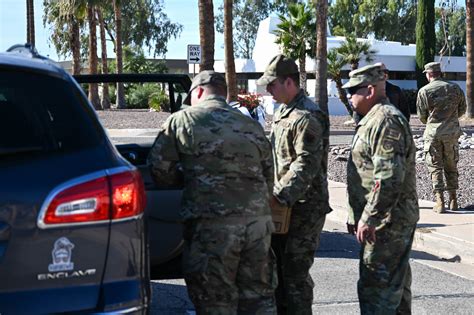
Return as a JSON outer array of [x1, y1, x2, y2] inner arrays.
[[126, 83, 155, 109], [149, 89, 170, 112], [125, 83, 169, 110]]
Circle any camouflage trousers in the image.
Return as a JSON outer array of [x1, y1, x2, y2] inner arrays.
[[424, 136, 459, 193], [182, 215, 277, 315], [358, 223, 416, 315], [271, 204, 327, 315]]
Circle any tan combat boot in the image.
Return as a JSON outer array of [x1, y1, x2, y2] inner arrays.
[[448, 191, 458, 211], [433, 192, 445, 214]]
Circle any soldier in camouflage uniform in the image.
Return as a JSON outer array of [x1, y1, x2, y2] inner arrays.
[[257, 55, 331, 315], [343, 64, 420, 314], [416, 62, 467, 213], [147, 71, 277, 314]]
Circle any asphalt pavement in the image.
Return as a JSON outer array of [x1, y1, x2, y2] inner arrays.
[[150, 219, 474, 314], [328, 180, 474, 268]]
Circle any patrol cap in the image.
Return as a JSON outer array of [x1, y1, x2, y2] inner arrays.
[[256, 54, 299, 86], [374, 62, 388, 72], [341, 64, 385, 89], [183, 70, 227, 105], [423, 62, 441, 73]]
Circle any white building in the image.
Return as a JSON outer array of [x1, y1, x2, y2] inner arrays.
[[208, 17, 468, 115]]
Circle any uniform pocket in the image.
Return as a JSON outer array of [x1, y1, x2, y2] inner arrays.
[[453, 144, 459, 163]]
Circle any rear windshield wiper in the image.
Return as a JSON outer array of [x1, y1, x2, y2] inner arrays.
[[0, 146, 44, 157]]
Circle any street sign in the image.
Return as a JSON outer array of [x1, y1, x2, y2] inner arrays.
[[187, 44, 201, 64]]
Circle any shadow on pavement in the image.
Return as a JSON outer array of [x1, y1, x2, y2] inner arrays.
[[316, 230, 359, 260]]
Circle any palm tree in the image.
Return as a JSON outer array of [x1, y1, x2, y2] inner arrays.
[[275, 2, 316, 93], [199, 0, 215, 71], [224, 0, 237, 102], [43, 0, 85, 74], [466, 0, 473, 118], [55, 0, 86, 75], [327, 48, 352, 117], [26, 0, 35, 46], [70, 19, 81, 74], [337, 34, 377, 70], [97, 6, 110, 109], [87, 2, 100, 109], [314, 0, 328, 114], [113, 0, 126, 108]]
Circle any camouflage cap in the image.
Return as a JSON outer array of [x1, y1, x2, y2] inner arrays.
[[256, 54, 299, 86], [183, 70, 227, 105], [341, 64, 385, 89], [423, 62, 441, 73]]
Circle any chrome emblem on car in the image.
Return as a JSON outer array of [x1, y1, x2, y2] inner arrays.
[[37, 269, 96, 281], [48, 237, 75, 272]]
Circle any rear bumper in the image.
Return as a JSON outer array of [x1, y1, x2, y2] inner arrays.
[[0, 280, 148, 315]]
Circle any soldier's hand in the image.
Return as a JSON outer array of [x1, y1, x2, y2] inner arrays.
[[347, 223, 357, 235], [356, 222, 376, 244]]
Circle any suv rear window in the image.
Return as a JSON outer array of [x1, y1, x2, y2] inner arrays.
[[0, 69, 102, 156]]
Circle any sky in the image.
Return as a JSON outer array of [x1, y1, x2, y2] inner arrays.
[[0, 0, 225, 61], [1, 1, 466, 61]]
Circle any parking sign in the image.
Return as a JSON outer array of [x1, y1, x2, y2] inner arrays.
[[187, 45, 201, 64]]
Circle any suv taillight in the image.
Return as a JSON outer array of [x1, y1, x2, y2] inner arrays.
[[44, 176, 110, 225], [110, 170, 146, 220], [40, 169, 146, 228]]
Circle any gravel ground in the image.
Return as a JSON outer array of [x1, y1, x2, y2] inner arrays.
[[97, 109, 474, 209], [96, 109, 358, 130], [328, 149, 474, 210], [96, 109, 170, 129]]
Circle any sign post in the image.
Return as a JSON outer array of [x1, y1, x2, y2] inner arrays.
[[187, 44, 201, 77]]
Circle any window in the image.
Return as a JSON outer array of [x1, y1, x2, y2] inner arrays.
[[0, 69, 102, 156]]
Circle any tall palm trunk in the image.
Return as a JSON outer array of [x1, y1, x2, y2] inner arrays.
[[467, 0, 473, 118], [334, 77, 353, 117], [314, 0, 328, 114], [299, 55, 307, 93], [224, 0, 237, 101], [97, 7, 111, 109], [114, 0, 126, 108], [199, 0, 215, 71], [26, 0, 35, 46], [88, 4, 101, 109], [71, 18, 81, 75]]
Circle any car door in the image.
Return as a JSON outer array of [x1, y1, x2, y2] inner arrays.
[[117, 144, 184, 279]]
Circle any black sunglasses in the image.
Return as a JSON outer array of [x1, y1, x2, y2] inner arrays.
[[346, 85, 369, 98]]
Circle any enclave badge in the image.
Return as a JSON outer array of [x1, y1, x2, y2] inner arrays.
[[48, 237, 75, 272]]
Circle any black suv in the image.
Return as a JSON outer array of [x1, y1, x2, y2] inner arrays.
[[0, 45, 150, 314]]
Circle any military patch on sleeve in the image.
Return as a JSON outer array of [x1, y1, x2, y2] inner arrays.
[[386, 128, 401, 141], [381, 139, 395, 154], [380, 126, 402, 154]]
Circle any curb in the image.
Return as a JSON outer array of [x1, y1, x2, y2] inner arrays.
[[413, 227, 474, 265], [327, 181, 474, 266]]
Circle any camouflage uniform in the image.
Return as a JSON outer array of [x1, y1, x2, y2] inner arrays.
[[344, 65, 420, 314], [256, 55, 331, 315], [269, 90, 331, 315], [416, 63, 466, 194], [148, 71, 277, 314]]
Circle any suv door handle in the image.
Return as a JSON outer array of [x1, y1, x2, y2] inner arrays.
[[0, 222, 11, 241]]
